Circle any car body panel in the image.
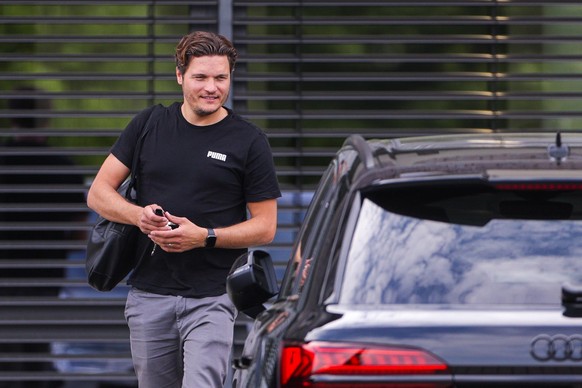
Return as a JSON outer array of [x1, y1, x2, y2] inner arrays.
[[314, 308, 582, 366]]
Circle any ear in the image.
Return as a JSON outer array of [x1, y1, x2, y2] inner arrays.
[[176, 68, 183, 85]]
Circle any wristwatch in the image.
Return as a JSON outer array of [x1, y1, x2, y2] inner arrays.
[[205, 228, 217, 248]]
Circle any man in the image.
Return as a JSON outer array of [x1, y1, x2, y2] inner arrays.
[[87, 31, 281, 387]]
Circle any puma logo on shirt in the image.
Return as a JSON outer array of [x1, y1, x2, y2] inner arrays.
[[207, 150, 227, 162]]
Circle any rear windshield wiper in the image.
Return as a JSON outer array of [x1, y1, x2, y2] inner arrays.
[[562, 283, 582, 317]]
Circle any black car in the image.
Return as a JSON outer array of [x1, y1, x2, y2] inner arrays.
[[227, 132, 582, 388]]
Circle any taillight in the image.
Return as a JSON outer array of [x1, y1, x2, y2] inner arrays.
[[494, 183, 582, 191], [280, 341, 451, 388]]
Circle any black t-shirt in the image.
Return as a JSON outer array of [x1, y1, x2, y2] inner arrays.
[[111, 103, 281, 297]]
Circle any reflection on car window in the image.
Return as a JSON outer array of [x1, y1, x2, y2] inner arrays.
[[340, 198, 582, 306], [279, 164, 336, 298], [290, 241, 312, 292]]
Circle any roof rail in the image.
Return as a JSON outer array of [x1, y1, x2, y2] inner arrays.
[[344, 134, 375, 170]]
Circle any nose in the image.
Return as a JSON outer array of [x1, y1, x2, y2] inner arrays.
[[204, 78, 218, 93]]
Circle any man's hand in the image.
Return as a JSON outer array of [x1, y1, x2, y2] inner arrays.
[[148, 211, 208, 253]]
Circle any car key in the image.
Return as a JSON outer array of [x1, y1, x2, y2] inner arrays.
[[151, 208, 178, 255]]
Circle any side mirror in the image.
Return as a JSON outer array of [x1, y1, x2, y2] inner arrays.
[[227, 250, 279, 319]]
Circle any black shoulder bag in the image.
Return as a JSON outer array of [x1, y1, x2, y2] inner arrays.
[[85, 105, 162, 291]]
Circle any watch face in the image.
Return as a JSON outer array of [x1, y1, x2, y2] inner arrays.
[[206, 228, 217, 248]]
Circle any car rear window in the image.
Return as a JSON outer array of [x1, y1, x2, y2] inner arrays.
[[339, 181, 582, 306]]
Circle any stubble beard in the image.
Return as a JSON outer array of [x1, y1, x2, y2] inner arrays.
[[193, 95, 225, 117], [195, 107, 218, 117]]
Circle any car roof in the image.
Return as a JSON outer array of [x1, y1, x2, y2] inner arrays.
[[340, 132, 582, 186]]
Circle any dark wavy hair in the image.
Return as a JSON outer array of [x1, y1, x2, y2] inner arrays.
[[175, 31, 238, 75]]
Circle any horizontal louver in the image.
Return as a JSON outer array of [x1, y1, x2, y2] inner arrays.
[[235, 0, 582, 188], [2, 0, 582, 384], [0, 1, 225, 384]]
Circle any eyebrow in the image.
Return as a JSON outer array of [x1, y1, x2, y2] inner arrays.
[[191, 73, 229, 78]]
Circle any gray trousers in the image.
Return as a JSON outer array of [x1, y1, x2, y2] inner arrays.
[[124, 288, 237, 388]]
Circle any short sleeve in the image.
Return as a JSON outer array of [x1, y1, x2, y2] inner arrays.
[[110, 106, 158, 169], [244, 132, 281, 202]]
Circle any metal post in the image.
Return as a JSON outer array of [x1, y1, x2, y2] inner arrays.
[[218, 0, 234, 108]]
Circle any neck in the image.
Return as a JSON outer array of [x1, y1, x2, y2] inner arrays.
[[181, 104, 228, 126]]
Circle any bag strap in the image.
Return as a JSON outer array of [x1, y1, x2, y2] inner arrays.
[[124, 104, 164, 199]]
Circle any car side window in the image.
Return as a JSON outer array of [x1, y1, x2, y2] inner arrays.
[[279, 163, 337, 298]]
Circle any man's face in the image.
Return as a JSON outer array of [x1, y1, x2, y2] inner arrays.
[[176, 55, 231, 119]]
